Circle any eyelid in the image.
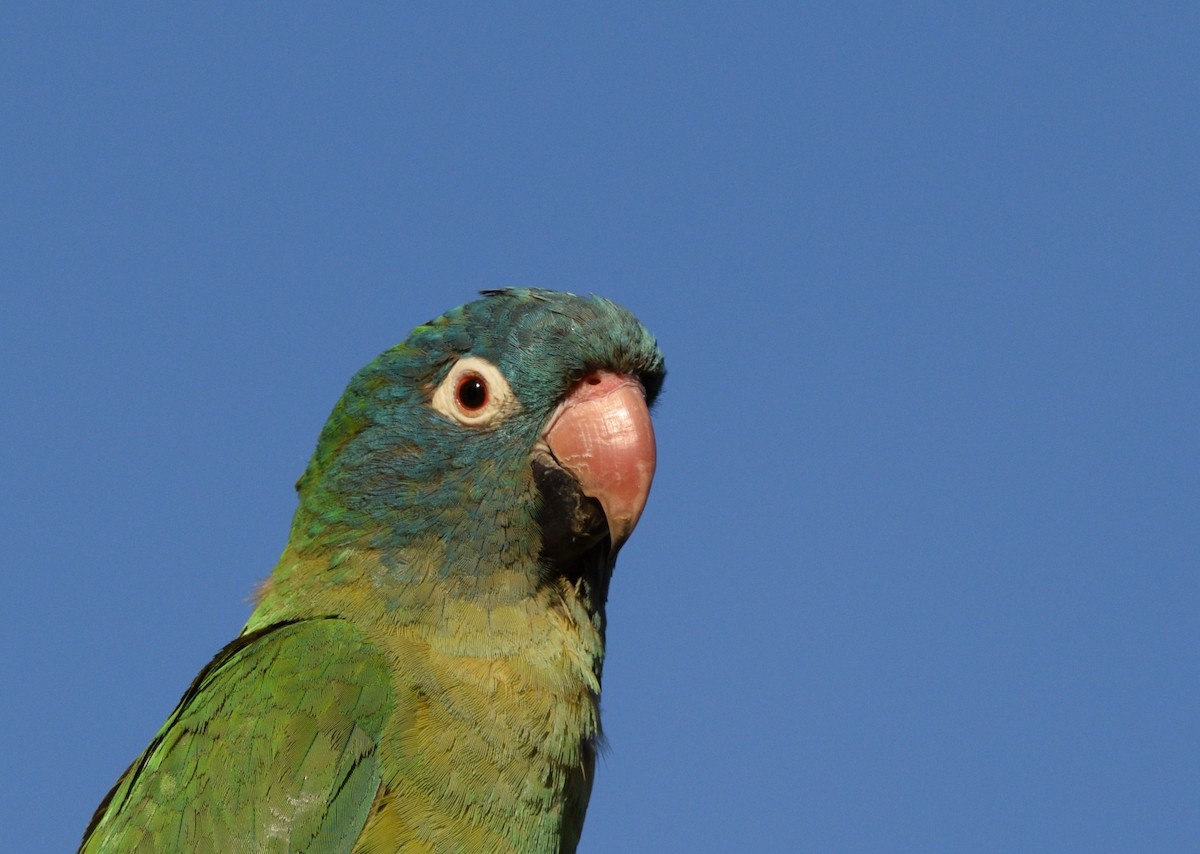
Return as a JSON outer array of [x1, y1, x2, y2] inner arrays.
[[430, 356, 518, 426]]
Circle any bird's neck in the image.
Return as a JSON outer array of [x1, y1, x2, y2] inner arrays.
[[247, 537, 609, 646]]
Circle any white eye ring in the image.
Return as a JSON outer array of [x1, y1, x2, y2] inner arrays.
[[430, 356, 518, 427]]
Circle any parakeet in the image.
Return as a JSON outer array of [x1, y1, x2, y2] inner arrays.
[[80, 288, 665, 854]]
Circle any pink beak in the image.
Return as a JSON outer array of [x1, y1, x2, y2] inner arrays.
[[543, 371, 657, 551]]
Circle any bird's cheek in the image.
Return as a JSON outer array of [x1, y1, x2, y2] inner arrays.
[[542, 371, 657, 551]]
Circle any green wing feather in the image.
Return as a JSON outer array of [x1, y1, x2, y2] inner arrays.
[[80, 618, 395, 853]]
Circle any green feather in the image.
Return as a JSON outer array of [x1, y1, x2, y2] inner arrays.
[[81, 619, 393, 852]]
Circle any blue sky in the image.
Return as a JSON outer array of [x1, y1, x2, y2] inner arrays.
[[3, 4, 1196, 851]]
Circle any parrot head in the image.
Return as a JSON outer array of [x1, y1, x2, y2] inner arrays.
[[280, 288, 665, 614]]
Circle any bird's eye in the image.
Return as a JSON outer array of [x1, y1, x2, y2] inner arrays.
[[456, 374, 488, 411], [431, 356, 517, 427]]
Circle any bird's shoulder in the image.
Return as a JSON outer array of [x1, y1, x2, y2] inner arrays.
[[80, 617, 395, 853]]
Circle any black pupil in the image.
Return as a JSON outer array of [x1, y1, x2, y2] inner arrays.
[[458, 376, 487, 410]]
